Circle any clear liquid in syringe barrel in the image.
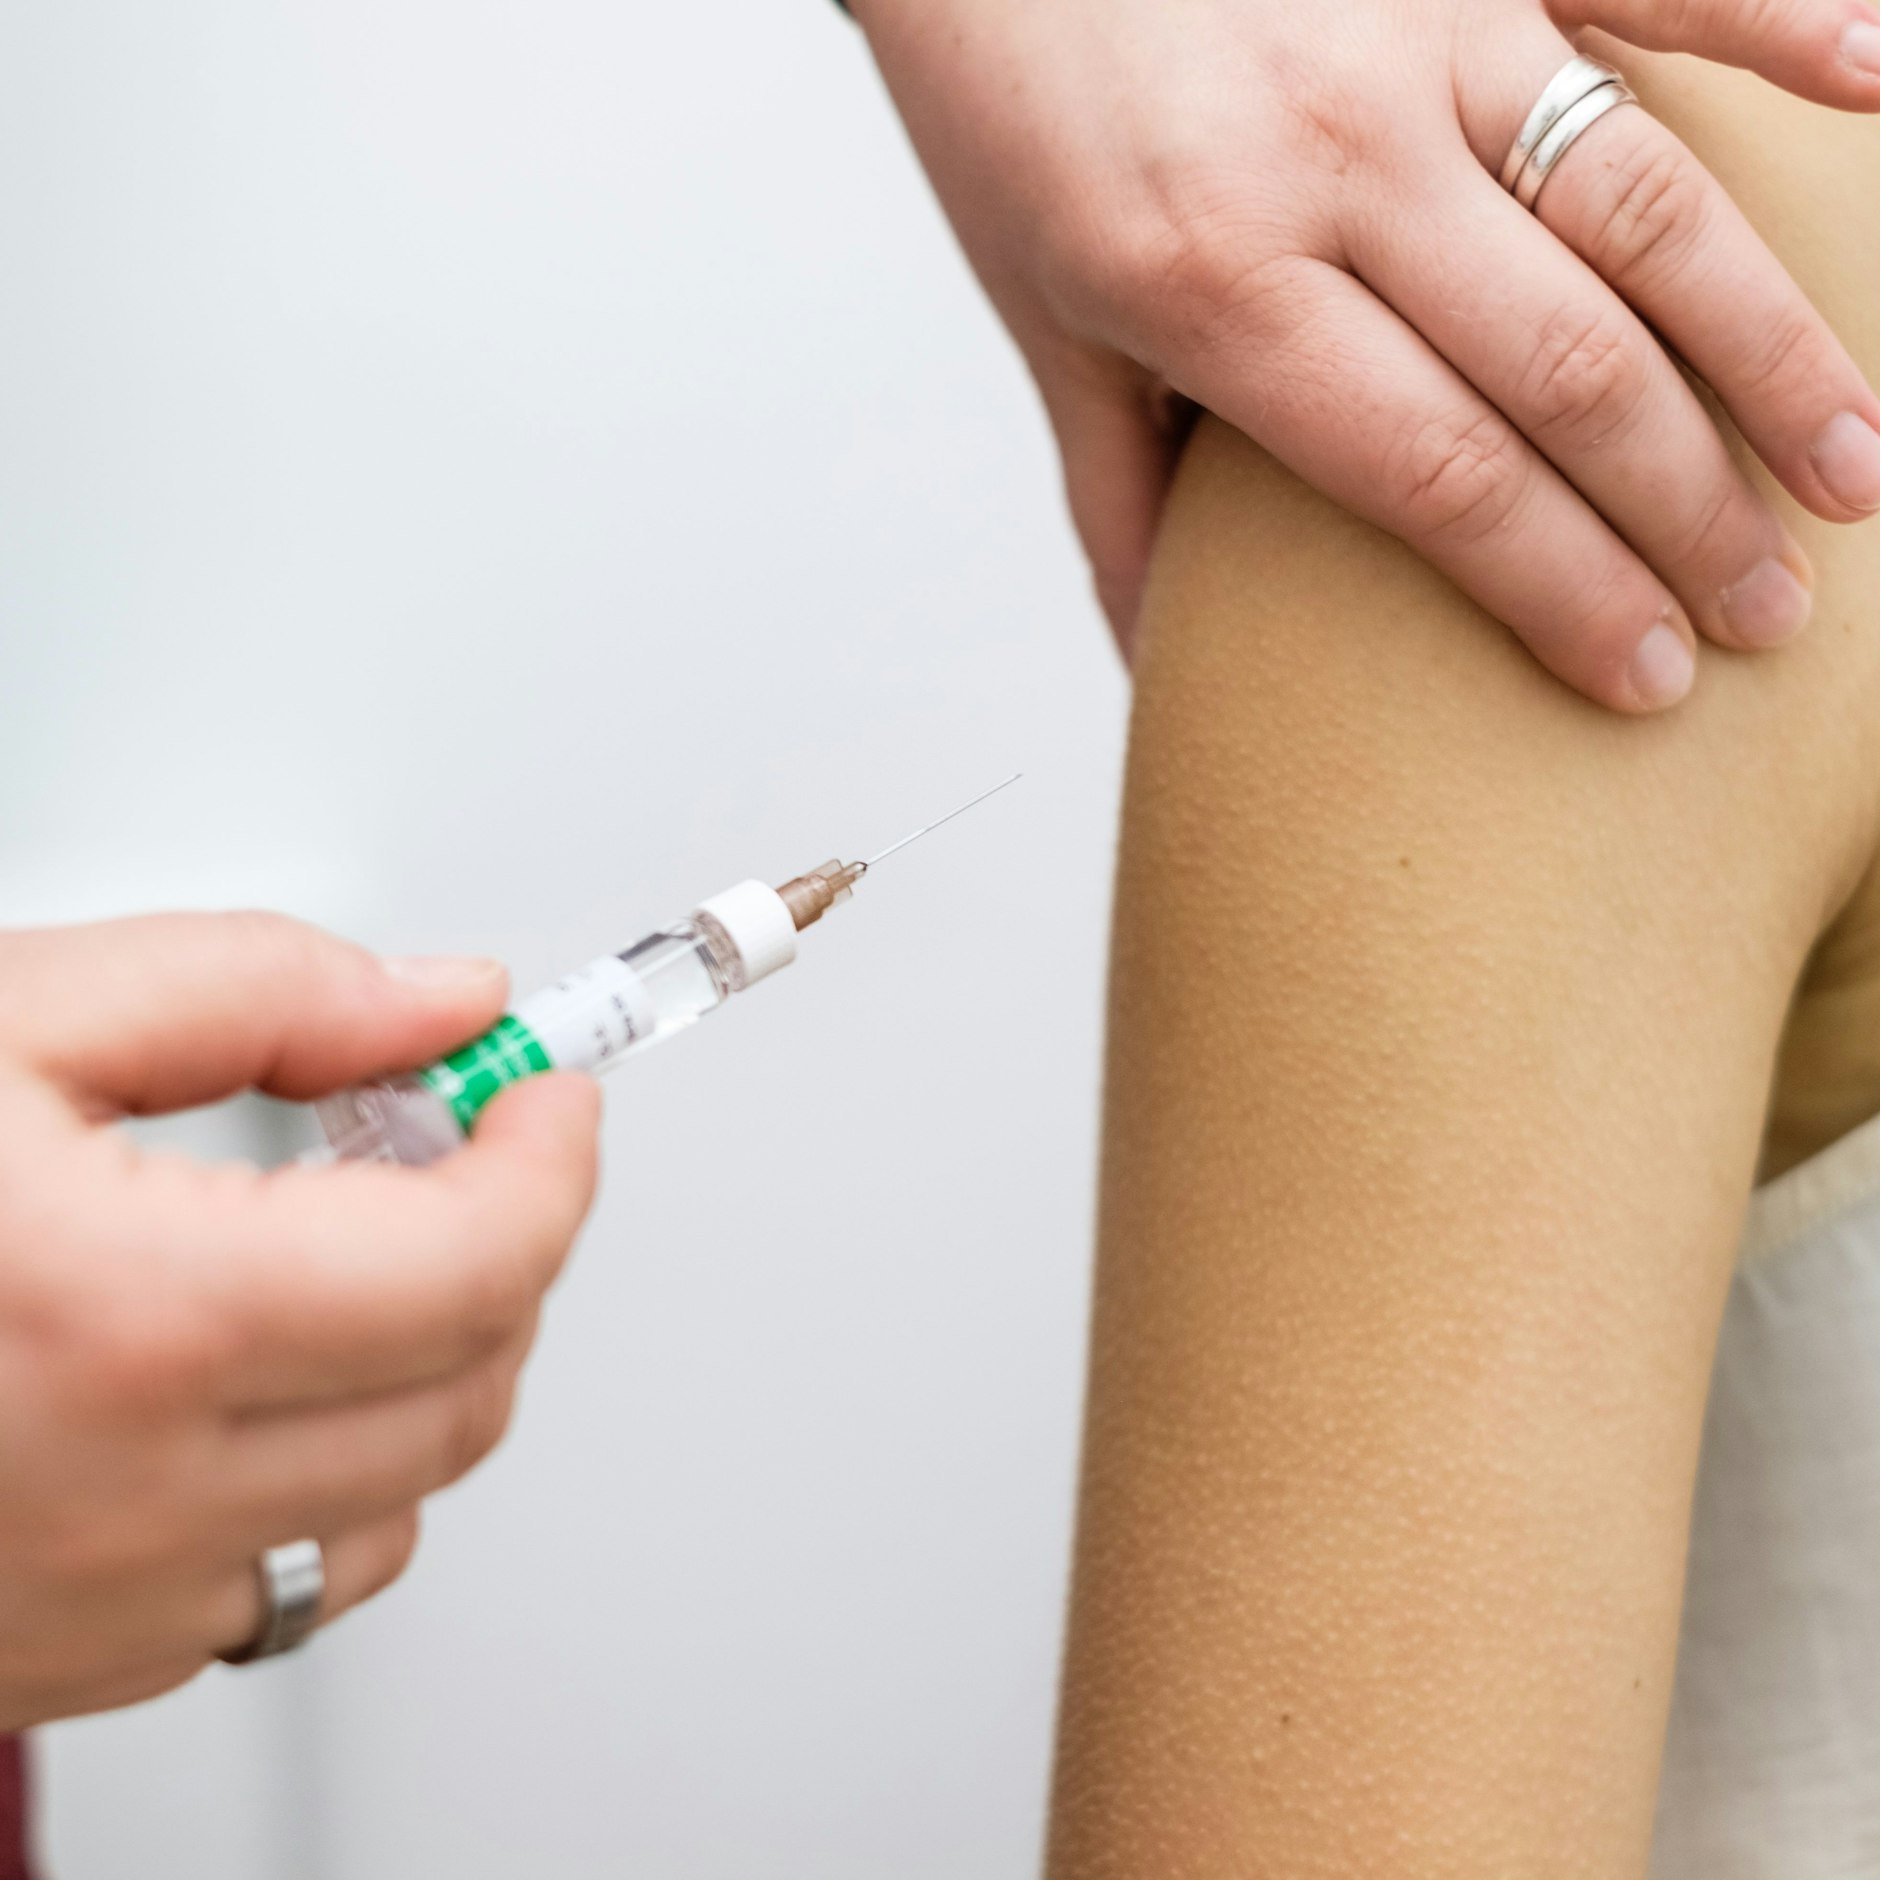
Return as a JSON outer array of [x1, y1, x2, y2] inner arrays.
[[610, 924, 731, 1057]]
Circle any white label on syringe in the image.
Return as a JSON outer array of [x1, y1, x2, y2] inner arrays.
[[511, 955, 658, 1072]]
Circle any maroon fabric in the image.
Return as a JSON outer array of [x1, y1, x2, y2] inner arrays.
[[0, 1736, 32, 1880]]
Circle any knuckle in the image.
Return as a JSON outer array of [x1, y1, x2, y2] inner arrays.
[[1520, 309, 1653, 449], [437, 1366, 516, 1486], [1638, 0, 1751, 40], [1720, 0, 1793, 48], [365, 1511, 421, 1599], [219, 907, 319, 970], [1667, 477, 1743, 569], [1102, 170, 1304, 360], [1276, 64, 1387, 176], [1387, 408, 1530, 548], [450, 1254, 535, 1358], [1731, 310, 1823, 407], [1558, 556, 1655, 647], [218, 909, 370, 1003], [1580, 141, 1709, 287], [1162, 245, 1311, 369], [1141, 217, 1265, 342]]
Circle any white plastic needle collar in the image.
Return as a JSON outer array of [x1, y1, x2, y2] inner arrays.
[[695, 881, 798, 988]]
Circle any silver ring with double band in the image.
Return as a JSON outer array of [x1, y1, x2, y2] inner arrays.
[[216, 1539, 326, 1666], [1500, 55, 1638, 212]]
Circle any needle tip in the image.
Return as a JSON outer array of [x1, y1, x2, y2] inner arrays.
[[863, 773, 1023, 869]]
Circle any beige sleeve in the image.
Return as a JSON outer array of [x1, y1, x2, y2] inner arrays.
[[1048, 53, 1880, 1880]]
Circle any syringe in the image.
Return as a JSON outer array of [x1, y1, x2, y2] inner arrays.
[[314, 777, 1019, 1167]]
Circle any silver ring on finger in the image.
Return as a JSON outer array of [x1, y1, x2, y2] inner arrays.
[[1500, 55, 1637, 209], [216, 1539, 325, 1665]]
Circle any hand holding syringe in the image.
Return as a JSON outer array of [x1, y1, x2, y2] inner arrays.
[[315, 777, 1020, 1166]]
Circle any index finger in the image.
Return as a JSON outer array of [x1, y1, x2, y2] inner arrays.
[[196, 1073, 602, 1409], [0, 912, 510, 1117]]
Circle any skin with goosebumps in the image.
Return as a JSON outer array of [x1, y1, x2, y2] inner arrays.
[[0, 914, 599, 1727], [851, 0, 1880, 712], [1048, 54, 1879, 1878]]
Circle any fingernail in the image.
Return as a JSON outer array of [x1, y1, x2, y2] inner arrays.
[[1630, 618, 1696, 711], [1811, 411, 1880, 514], [1841, 19, 1880, 77], [1719, 556, 1813, 648], [384, 954, 506, 989]]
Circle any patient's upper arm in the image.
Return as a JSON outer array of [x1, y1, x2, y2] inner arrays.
[[1049, 52, 1880, 1879]]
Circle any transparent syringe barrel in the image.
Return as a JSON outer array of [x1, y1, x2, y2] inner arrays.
[[316, 920, 737, 1167]]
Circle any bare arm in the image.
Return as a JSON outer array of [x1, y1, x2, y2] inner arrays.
[[1049, 51, 1880, 1877]]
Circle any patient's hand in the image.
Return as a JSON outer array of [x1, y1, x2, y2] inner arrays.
[[852, 0, 1880, 711]]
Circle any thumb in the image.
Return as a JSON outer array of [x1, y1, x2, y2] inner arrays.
[[1563, 0, 1880, 110], [1043, 350, 1193, 664], [0, 911, 510, 1117]]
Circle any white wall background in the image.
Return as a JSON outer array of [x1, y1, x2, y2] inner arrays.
[[0, 2, 1126, 1873]]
